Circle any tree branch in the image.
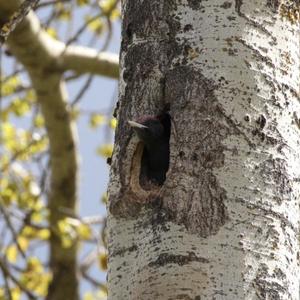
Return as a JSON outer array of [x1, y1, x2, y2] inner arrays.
[[0, 0, 40, 43], [0, 1, 81, 299], [0, 257, 36, 299], [60, 46, 119, 79], [0, 2, 119, 78], [0, 1, 118, 298]]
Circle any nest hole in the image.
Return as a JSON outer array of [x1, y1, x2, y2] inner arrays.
[[138, 112, 171, 190]]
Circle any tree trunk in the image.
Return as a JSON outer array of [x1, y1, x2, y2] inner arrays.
[[108, 0, 300, 299]]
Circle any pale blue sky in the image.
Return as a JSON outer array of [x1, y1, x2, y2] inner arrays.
[[68, 21, 121, 294], [2, 5, 121, 297]]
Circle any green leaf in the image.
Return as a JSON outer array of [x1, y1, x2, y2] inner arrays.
[[101, 192, 108, 204], [77, 0, 89, 6], [99, 0, 117, 15], [109, 118, 117, 129], [33, 114, 45, 128], [96, 144, 113, 158], [10, 98, 30, 117], [1, 75, 21, 96], [20, 257, 51, 296], [85, 16, 104, 35], [46, 27, 57, 39], [77, 223, 92, 240], [89, 114, 105, 128], [6, 245, 18, 263], [98, 252, 107, 270]]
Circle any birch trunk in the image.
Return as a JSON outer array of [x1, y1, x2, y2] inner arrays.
[[108, 0, 300, 299]]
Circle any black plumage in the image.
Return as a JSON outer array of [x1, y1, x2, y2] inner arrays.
[[128, 115, 170, 185]]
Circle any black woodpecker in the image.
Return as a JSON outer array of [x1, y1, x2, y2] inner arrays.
[[128, 115, 170, 185]]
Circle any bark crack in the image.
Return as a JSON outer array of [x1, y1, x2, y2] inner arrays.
[[235, 0, 276, 43], [148, 252, 209, 268]]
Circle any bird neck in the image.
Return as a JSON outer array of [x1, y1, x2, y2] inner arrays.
[[143, 137, 165, 150]]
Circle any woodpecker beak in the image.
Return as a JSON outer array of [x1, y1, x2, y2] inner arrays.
[[128, 120, 148, 129]]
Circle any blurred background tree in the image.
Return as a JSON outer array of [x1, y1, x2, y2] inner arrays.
[[0, 0, 120, 299]]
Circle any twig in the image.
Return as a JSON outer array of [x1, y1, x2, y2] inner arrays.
[[0, 136, 46, 173], [36, 0, 71, 9], [70, 13, 114, 106], [71, 74, 94, 106], [1, 263, 13, 300], [82, 215, 105, 225], [80, 268, 107, 290], [2, 68, 25, 84], [65, 0, 118, 47], [0, 205, 26, 259], [0, 46, 2, 144], [0, 257, 36, 299], [66, 14, 101, 46]]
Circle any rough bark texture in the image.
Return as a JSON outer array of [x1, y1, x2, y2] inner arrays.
[[108, 0, 300, 299], [0, 0, 39, 43]]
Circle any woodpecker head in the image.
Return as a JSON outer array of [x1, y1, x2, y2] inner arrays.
[[128, 116, 164, 144]]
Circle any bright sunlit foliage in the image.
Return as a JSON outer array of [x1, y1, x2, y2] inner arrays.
[[0, 0, 120, 299]]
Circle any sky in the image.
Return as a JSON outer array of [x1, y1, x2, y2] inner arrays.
[[73, 39, 120, 217], [66, 16, 121, 296], [1, 3, 121, 297]]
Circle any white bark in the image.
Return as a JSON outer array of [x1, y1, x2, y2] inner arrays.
[[60, 46, 119, 78], [0, 2, 119, 78], [108, 1, 300, 299]]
